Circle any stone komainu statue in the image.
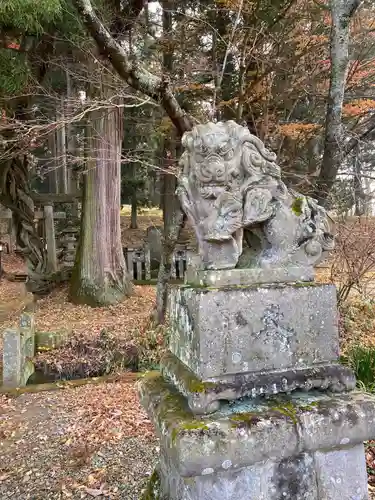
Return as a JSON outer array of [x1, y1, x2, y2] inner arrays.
[[177, 121, 334, 271]]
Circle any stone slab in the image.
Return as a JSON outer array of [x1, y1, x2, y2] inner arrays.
[[169, 283, 339, 380], [137, 373, 375, 478], [2, 328, 22, 388], [35, 329, 70, 351], [314, 445, 368, 499], [150, 445, 368, 500], [3, 311, 35, 388], [185, 266, 314, 287], [161, 352, 356, 414]]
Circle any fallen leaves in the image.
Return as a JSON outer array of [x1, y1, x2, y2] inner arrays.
[[34, 285, 156, 337], [1, 379, 157, 498], [83, 484, 108, 497], [61, 380, 154, 450], [32, 285, 162, 378]]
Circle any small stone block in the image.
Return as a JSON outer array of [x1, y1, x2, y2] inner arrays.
[[314, 444, 368, 499], [170, 283, 339, 380], [2, 312, 35, 388], [2, 328, 21, 388], [35, 330, 70, 351]]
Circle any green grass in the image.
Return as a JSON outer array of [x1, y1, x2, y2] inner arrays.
[[343, 344, 375, 392]]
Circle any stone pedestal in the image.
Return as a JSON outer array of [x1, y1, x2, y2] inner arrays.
[[138, 271, 374, 499], [166, 280, 354, 414], [139, 374, 375, 500]]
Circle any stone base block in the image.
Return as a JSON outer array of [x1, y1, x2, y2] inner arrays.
[[138, 373, 375, 499], [169, 283, 340, 380], [185, 266, 314, 287], [153, 444, 368, 500], [161, 352, 356, 414]]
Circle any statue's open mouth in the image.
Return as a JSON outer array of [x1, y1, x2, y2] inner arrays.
[[199, 185, 228, 199]]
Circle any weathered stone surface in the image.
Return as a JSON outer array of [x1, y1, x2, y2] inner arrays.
[[156, 446, 368, 500], [177, 121, 334, 272], [3, 311, 35, 388], [146, 226, 162, 269], [137, 373, 375, 478], [161, 352, 355, 414], [35, 329, 70, 351], [185, 266, 315, 287], [169, 283, 339, 380], [159, 451, 319, 500], [314, 445, 368, 499], [138, 374, 373, 499]]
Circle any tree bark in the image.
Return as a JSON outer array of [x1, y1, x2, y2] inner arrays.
[[73, 0, 194, 316], [314, 0, 363, 205], [70, 76, 132, 306]]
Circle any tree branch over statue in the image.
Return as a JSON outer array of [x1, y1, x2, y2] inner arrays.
[[73, 0, 193, 135]]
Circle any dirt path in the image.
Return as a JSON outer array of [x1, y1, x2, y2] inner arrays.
[[0, 381, 157, 499]]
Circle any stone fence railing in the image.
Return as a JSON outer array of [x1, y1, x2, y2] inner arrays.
[[125, 244, 193, 281]]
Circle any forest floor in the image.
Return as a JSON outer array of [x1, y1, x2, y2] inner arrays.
[[0, 379, 158, 499], [120, 207, 163, 248], [0, 254, 159, 498], [2, 251, 375, 497]]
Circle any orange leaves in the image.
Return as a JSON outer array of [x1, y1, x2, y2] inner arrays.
[[174, 82, 211, 94], [277, 122, 321, 140], [215, 0, 243, 8], [343, 99, 375, 118]]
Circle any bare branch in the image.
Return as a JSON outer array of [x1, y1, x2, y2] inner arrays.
[[344, 114, 375, 155], [72, 0, 193, 135]]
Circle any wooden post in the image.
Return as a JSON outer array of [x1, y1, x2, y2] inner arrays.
[[44, 205, 58, 273]]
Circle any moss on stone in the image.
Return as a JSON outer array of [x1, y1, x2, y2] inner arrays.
[[230, 412, 263, 427], [181, 421, 210, 431], [298, 401, 319, 412], [162, 353, 217, 394], [270, 402, 298, 424], [140, 370, 162, 381], [293, 282, 317, 288], [188, 379, 217, 393], [171, 421, 210, 444], [141, 469, 161, 500], [292, 196, 304, 216]]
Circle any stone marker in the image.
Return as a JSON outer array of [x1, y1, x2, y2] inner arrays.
[[3, 310, 35, 388], [146, 226, 163, 269], [137, 121, 375, 499]]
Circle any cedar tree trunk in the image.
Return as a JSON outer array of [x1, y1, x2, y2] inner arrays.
[[70, 88, 132, 306]]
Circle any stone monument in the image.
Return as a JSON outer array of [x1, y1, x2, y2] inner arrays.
[[138, 121, 375, 499]]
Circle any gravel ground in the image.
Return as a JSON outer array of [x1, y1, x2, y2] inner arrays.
[[0, 384, 158, 499]]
